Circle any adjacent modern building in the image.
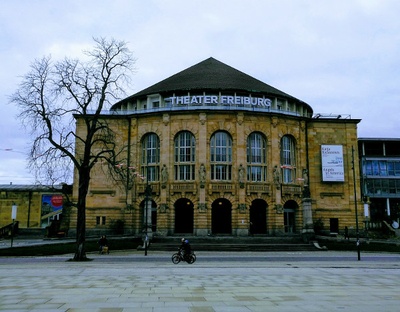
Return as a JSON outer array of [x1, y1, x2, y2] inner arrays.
[[358, 138, 400, 230], [69, 57, 362, 238]]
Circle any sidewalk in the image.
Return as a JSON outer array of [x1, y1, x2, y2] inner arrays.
[[1, 250, 400, 311]]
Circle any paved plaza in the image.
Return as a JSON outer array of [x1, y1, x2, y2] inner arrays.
[[0, 250, 400, 312]]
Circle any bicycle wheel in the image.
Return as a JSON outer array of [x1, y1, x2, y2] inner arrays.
[[188, 253, 196, 264], [171, 253, 181, 264]]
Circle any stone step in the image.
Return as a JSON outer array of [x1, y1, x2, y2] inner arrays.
[[148, 235, 317, 252], [150, 243, 316, 252]]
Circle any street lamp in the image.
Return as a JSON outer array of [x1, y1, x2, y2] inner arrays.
[[144, 183, 151, 256], [11, 203, 17, 247], [144, 151, 152, 256], [352, 147, 361, 261]]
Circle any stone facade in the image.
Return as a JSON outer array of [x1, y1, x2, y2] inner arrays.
[[70, 58, 362, 237], [70, 110, 361, 237], [0, 185, 69, 234]]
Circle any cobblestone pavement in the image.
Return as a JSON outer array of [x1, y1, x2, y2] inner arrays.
[[1, 250, 400, 312]]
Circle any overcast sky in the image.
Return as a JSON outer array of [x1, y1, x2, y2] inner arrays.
[[1, 0, 399, 185]]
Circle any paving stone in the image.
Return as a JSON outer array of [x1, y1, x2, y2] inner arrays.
[[0, 251, 400, 312]]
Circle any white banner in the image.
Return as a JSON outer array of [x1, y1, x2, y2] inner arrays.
[[321, 145, 344, 182]]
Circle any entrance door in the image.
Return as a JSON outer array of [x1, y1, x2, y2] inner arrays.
[[284, 200, 298, 233], [250, 199, 267, 234], [330, 218, 339, 234], [212, 199, 232, 234], [174, 198, 194, 234], [284, 209, 295, 233]]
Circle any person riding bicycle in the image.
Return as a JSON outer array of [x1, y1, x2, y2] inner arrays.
[[179, 238, 191, 260]]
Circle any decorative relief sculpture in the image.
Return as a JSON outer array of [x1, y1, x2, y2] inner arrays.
[[198, 203, 207, 212], [238, 164, 245, 188], [161, 164, 168, 188], [273, 165, 281, 189], [199, 163, 206, 188]]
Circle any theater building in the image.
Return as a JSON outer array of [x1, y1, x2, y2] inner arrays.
[[71, 57, 362, 238]]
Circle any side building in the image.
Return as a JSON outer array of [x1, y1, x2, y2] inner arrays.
[[70, 57, 362, 238], [358, 138, 400, 231], [0, 184, 71, 237]]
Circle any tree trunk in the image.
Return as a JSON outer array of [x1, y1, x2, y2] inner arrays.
[[73, 167, 90, 261]]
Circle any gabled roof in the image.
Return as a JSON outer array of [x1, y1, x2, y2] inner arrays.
[[112, 57, 309, 109]]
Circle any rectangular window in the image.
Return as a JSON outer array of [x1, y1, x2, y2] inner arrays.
[[395, 162, 400, 176], [389, 180, 396, 194], [211, 165, 232, 180], [388, 162, 395, 176], [365, 161, 373, 175], [372, 160, 379, 175], [174, 164, 195, 180], [247, 166, 266, 182], [96, 216, 106, 225], [174, 132, 196, 181], [379, 161, 387, 176]]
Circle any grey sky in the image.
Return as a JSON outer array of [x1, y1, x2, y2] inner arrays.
[[1, 0, 399, 184]]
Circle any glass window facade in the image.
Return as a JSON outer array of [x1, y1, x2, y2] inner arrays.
[[364, 159, 400, 176]]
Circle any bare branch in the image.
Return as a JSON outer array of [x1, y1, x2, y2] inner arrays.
[[10, 37, 136, 260]]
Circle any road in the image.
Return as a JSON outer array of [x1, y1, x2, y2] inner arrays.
[[1, 251, 399, 311]]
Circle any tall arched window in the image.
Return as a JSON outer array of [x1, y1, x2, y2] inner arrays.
[[174, 131, 196, 180], [142, 133, 160, 182], [281, 135, 296, 183], [210, 131, 232, 180], [247, 132, 267, 182]]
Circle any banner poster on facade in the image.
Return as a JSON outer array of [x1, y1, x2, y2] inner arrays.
[[321, 145, 345, 182], [41, 194, 63, 216]]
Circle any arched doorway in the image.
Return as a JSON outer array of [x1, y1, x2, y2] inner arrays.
[[174, 198, 194, 234], [212, 198, 232, 234], [284, 200, 298, 233], [249, 199, 267, 234]]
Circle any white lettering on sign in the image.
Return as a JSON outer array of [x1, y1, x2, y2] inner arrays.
[[165, 95, 272, 108]]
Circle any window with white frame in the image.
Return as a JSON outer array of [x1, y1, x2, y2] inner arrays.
[[210, 131, 232, 180], [142, 133, 160, 181], [281, 135, 296, 183], [247, 132, 267, 182], [174, 131, 196, 180]]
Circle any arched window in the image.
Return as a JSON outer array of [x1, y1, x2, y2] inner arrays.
[[247, 132, 267, 182], [280, 135, 296, 183], [141, 133, 160, 181], [174, 131, 196, 180], [210, 131, 232, 180]]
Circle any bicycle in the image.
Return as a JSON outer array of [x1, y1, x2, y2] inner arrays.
[[171, 249, 196, 264]]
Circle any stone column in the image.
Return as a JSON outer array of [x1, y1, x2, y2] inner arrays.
[[236, 113, 247, 236], [197, 113, 208, 235]]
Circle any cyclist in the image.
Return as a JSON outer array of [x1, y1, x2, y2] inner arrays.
[[180, 238, 191, 260]]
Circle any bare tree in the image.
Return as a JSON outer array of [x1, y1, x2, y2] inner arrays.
[[10, 38, 136, 261]]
